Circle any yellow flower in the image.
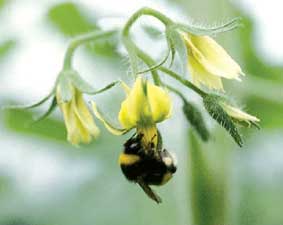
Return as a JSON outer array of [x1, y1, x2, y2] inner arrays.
[[56, 84, 100, 145], [92, 77, 172, 148], [118, 77, 171, 129], [183, 34, 244, 91], [220, 103, 260, 127]]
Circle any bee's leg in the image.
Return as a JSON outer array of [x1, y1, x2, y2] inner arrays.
[[137, 178, 162, 204]]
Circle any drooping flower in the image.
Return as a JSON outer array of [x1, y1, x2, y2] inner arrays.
[[183, 34, 244, 91], [92, 77, 172, 148], [56, 78, 100, 145]]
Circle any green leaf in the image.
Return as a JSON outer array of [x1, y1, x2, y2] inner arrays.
[[0, 39, 16, 60], [47, 2, 97, 36], [203, 95, 243, 147], [48, 3, 120, 58], [0, 0, 7, 10], [3, 108, 66, 141], [183, 100, 210, 141]]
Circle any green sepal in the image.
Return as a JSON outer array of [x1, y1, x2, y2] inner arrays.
[[250, 121, 260, 129], [2, 90, 54, 110], [68, 70, 120, 95], [57, 72, 73, 102], [203, 94, 243, 147], [137, 48, 170, 75], [68, 70, 96, 94], [216, 96, 260, 129], [31, 96, 57, 124], [166, 26, 188, 75], [91, 102, 128, 135], [141, 78, 148, 97], [231, 119, 260, 129], [88, 81, 120, 95], [183, 100, 210, 142], [176, 17, 242, 36]]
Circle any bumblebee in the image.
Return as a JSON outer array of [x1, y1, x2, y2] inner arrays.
[[119, 133, 177, 203]]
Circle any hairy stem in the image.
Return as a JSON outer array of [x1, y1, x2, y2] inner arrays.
[[135, 46, 207, 98], [122, 7, 173, 37], [63, 30, 117, 69]]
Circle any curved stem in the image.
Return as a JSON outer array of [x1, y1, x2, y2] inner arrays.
[[122, 7, 173, 37], [122, 7, 174, 78], [63, 30, 117, 69]]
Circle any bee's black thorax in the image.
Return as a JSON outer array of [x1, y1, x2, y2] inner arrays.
[[119, 133, 177, 186]]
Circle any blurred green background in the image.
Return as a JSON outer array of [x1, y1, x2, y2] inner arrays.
[[0, 0, 282, 225]]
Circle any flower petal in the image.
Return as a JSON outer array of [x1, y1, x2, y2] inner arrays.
[[118, 78, 151, 129], [147, 82, 172, 122], [73, 91, 100, 138], [221, 103, 260, 126], [188, 55, 224, 91], [187, 35, 243, 80], [118, 78, 172, 128]]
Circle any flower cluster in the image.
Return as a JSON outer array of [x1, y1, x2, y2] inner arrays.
[[11, 7, 259, 148], [7, 7, 262, 203]]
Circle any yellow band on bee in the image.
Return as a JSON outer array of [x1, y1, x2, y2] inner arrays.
[[119, 153, 140, 165]]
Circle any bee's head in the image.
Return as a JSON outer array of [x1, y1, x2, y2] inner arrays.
[[161, 149, 177, 173], [123, 133, 144, 154]]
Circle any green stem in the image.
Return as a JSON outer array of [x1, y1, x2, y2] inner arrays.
[[122, 7, 174, 81], [159, 67, 207, 98], [163, 84, 187, 101], [63, 30, 117, 70], [135, 46, 207, 98], [122, 7, 173, 37]]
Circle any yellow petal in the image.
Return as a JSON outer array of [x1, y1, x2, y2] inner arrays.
[[74, 91, 100, 138], [186, 34, 243, 80], [120, 81, 131, 95], [118, 78, 171, 129], [118, 78, 150, 129], [147, 82, 172, 122], [221, 103, 260, 126], [56, 85, 99, 145], [188, 55, 224, 91]]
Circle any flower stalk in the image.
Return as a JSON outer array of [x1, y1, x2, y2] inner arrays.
[[63, 29, 117, 69]]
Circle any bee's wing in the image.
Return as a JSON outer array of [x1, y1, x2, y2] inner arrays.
[[137, 179, 162, 204]]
